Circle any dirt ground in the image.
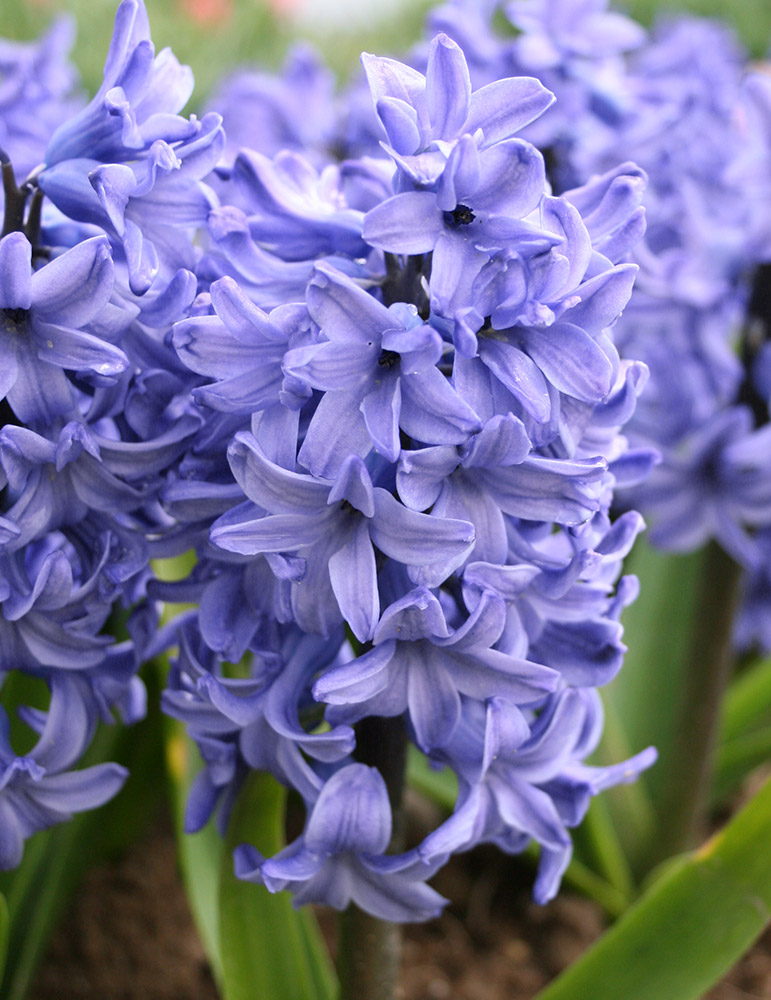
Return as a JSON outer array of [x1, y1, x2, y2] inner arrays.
[[28, 815, 771, 1000]]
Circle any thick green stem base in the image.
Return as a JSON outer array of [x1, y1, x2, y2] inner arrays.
[[653, 541, 742, 862], [335, 715, 407, 1000], [338, 906, 402, 1000]]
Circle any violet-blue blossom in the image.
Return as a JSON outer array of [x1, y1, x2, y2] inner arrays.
[[234, 764, 446, 921], [0, 0, 661, 924]]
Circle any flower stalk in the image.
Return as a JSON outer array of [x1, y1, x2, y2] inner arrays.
[[652, 541, 743, 863], [338, 716, 407, 1000]]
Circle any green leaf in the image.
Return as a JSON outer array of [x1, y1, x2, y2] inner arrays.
[[164, 718, 225, 987], [0, 893, 7, 985], [0, 682, 164, 1000], [406, 745, 457, 808], [713, 658, 771, 801], [590, 539, 705, 871], [533, 776, 771, 1000], [720, 656, 771, 744], [601, 539, 704, 799], [713, 726, 771, 803], [570, 794, 635, 901], [218, 771, 337, 1000]]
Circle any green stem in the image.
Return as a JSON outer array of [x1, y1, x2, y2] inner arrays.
[[338, 906, 402, 1000], [652, 541, 742, 863], [337, 716, 406, 1000], [1, 157, 28, 238], [24, 187, 44, 253]]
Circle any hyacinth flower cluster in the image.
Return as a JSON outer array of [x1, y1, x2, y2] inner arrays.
[[413, 0, 771, 655], [549, 13, 771, 584], [0, 0, 662, 925], [0, 0, 218, 868]]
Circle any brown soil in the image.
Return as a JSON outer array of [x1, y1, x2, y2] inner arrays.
[[29, 818, 771, 1000]]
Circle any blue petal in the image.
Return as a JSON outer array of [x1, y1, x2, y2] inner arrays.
[[35, 322, 128, 378], [33, 763, 128, 813], [361, 52, 430, 141], [520, 322, 614, 403], [376, 97, 420, 155], [400, 366, 482, 445], [426, 34, 471, 140], [327, 455, 375, 518], [305, 764, 391, 854], [361, 375, 402, 462], [445, 646, 558, 703], [0, 233, 31, 310], [211, 512, 329, 555], [32, 675, 96, 772], [308, 262, 393, 346], [351, 855, 447, 922], [474, 140, 545, 218], [370, 489, 474, 584], [406, 644, 461, 750], [313, 641, 396, 705], [228, 432, 330, 513], [285, 341, 377, 392], [329, 520, 379, 642], [362, 192, 443, 254], [298, 390, 373, 479], [490, 773, 570, 850], [374, 588, 449, 643], [478, 338, 551, 423], [466, 76, 555, 146]]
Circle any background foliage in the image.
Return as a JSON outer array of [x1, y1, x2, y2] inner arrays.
[[1, 0, 770, 102]]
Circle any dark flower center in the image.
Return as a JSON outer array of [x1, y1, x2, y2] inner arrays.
[[2, 308, 28, 327], [378, 349, 400, 368], [443, 203, 476, 227]]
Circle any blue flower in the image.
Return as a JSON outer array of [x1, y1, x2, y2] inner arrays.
[[39, 116, 224, 295], [362, 132, 549, 259], [418, 690, 655, 903], [636, 408, 771, 566], [314, 585, 557, 752], [234, 764, 446, 922], [211, 434, 476, 640], [362, 32, 554, 168], [44, 0, 197, 167], [0, 18, 80, 183], [0, 232, 128, 425], [286, 262, 480, 476], [229, 150, 368, 262], [0, 675, 127, 868]]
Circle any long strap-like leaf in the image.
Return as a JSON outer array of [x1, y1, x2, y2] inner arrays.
[[534, 776, 771, 1000]]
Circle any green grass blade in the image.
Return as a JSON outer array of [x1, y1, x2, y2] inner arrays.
[[218, 771, 337, 1000], [533, 776, 771, 1000], [557, 855, 630, 920], [710, 651, 771, 804], [588, 693, 657, 868]]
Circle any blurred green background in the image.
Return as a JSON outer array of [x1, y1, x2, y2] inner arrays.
[[0, 0, 769, 102]]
